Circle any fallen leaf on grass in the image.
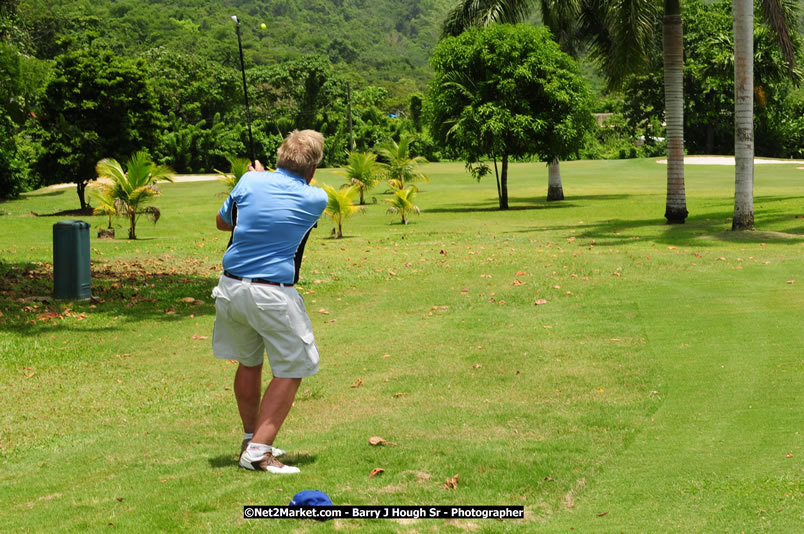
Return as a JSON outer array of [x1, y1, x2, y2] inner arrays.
[[180, 297, 196, 303], [480, 274, 492, 278], [534, 299, 548, 306], [472, 364, 482, 369], [369, 468, 385, 478], [369, 437, 397, 446], [787, 280, 795, 285], [116, 497, 124, 502], [444, 474, 459, 490], [318, 308, 330, 315], [515, 271, 527, 276], [393, 392, 408, 398], [350, 378, 363, 388], [544, 477, 554, 482], [786, 454, 794, 458], [597, 512, 609, 517], [191, 335, 209, 340], [512, 279, 527, 286]]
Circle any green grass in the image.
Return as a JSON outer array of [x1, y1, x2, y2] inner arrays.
[[1, 159, 802, 532]]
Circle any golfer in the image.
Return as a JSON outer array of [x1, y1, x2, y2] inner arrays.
[[212, 129, 328, 474]]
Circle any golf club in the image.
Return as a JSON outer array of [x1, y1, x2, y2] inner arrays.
[[232, 15, 256, 164], [227, 15, 255, 249]]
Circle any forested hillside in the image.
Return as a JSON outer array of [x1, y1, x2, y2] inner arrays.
[[15, 0, 454, 91], [1, 0, 803, 203]]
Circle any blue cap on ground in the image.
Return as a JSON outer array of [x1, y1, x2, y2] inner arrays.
[[289, 489, 332, 507]]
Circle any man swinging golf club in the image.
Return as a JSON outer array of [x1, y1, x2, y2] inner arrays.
[[212, 130, 328, 474]]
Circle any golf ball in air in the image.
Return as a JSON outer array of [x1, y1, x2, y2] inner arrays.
[[261, 23, 267, 30]]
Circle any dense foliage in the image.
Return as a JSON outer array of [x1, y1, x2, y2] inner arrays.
[[0, 0, 450, 203], [428, 24, 594, 209], [34, 48, 162, 209], [0, 0, 802, 202], [621, 0, 803, 157]]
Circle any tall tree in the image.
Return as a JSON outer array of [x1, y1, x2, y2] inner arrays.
[[733, 0, 756, 230], [663, 0, 687, 223], [441, 0, 658, 203], [35, 48, 161, 209], [732, 0, 799, 230], [428, 24, 594, 210]]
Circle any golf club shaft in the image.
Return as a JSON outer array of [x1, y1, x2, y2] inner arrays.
[[235, 22, 256, 164]]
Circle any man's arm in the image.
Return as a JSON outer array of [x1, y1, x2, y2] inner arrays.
[[216, 212, 234, 232]]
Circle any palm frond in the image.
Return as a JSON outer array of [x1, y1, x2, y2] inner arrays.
[[758, 0, 798, 70], [139, 206, 161, 225], [442, 0, 536, 38]]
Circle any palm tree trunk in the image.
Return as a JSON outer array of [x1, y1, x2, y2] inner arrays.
[[499, 151, 509, 210], [663, 0, 688, 224], [547, 157, 564, 201], [129, 213, 137, 240], [337, 220, 343, 238], [732, 0, 754, 230]]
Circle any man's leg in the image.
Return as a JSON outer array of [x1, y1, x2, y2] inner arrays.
[[251, 377, 302, 446], [234, 362, 262, 434]]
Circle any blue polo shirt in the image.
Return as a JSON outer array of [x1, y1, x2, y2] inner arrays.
[[219, 168, 328, 283]]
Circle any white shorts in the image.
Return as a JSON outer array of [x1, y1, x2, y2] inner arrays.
[[211, 275, 320, 378]]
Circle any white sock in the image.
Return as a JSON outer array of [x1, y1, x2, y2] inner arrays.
[[246, 442, 272, 456], [243, 432, 254, 440]]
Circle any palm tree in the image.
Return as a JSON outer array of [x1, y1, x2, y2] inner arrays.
[[732, 0, 755, 230], [336, 151, 383, 205], [95, 152, 174, 240], [385, 186, 421, 225], [375, 134, 430, 191], [663, 0, 687, 223], [732, 0, 798, 230], [215, 154, 251, 193], [89, 184, 121, 238], [321, 183, 363, 238]]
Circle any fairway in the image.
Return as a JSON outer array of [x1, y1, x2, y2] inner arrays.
[[1, 159, 802, 532]]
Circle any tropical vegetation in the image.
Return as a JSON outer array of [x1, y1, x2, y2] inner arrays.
[[320, 183, 363, 238], [384, 185, 421, 225], [428, 23, 594, 209], [94, 152, 174, 240], [375, 134, 431, 191], [336, 151, 383, 205]]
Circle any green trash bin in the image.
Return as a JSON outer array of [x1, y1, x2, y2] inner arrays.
[[53, 220, 92, 300]]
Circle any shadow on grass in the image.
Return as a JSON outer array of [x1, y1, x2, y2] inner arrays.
[[0, 258, 219, 336], [509, 208, 804, 247], [207, 453, 317, 470], [427, 193, 631, 214]]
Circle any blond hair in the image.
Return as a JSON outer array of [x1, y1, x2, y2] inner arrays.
[[276, 129, 325, 177]]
